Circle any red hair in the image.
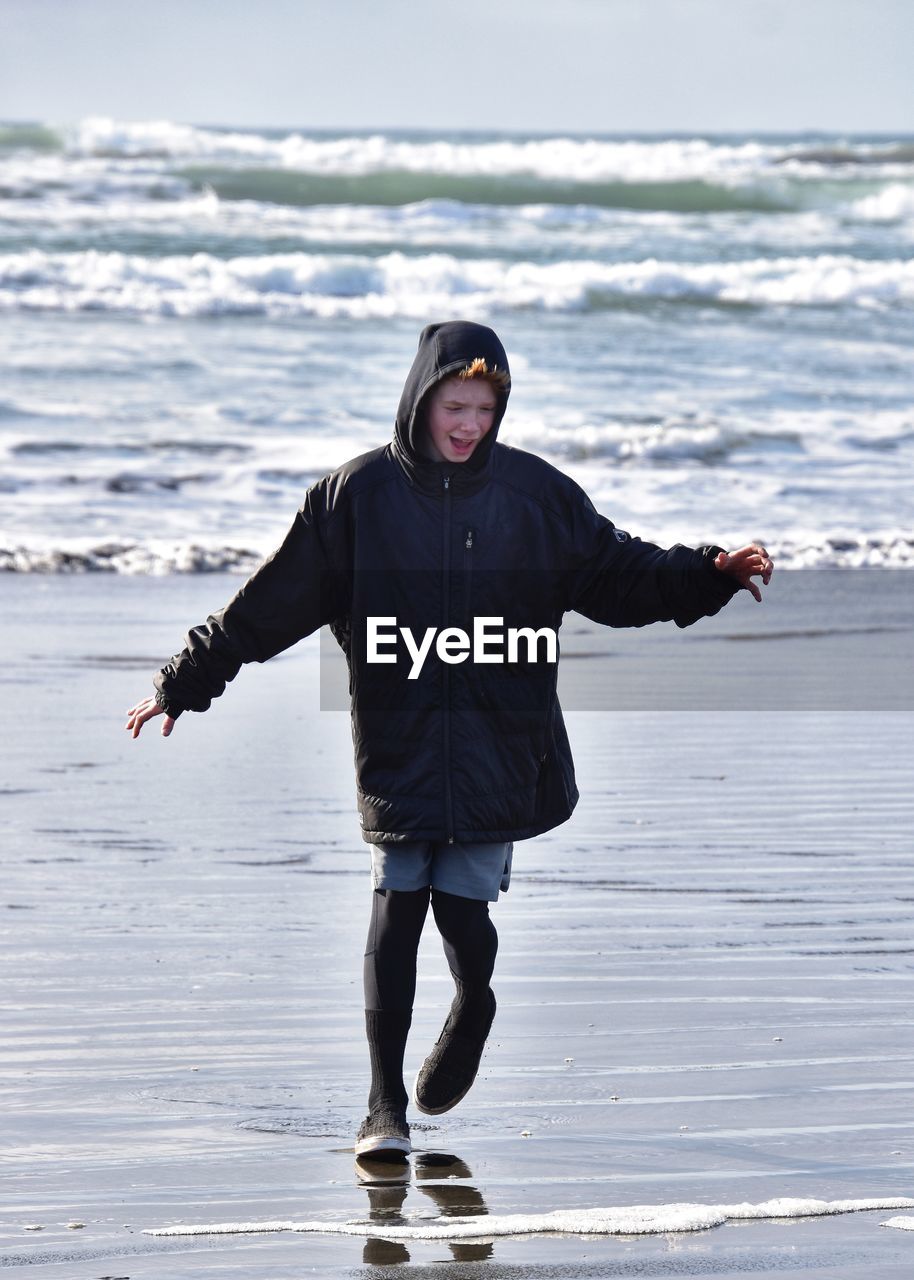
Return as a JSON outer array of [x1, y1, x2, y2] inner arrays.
[[457, 357, 510, 391]]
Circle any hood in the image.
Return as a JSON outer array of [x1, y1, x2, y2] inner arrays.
[[392, 321, 511, 493]]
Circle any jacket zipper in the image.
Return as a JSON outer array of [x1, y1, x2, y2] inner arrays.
[[464, 527, 474, 621], [442, 474, 454, 843]]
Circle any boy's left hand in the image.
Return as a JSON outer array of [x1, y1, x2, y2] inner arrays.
[[714, 543, 774, 602]]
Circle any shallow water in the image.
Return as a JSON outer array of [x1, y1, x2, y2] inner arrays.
[[1, 573, 913, 1274]]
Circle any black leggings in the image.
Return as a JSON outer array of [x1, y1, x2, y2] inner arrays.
[[362, 886, 498, 1111], [363, 886, 498, 1012]]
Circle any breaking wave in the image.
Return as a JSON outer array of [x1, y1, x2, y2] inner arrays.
[[66, 119, 914, 180], [2, 248, 912, 317], [0, 541, 264, 575], [4, 533, 913, 574], [4, 120, 914, 215]]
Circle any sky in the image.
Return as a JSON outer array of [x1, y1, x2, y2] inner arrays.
[[1, 0, 912, 134]]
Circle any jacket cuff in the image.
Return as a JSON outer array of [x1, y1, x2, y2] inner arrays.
[[154, 687, 184, 719], [701, 545, 742, 600]]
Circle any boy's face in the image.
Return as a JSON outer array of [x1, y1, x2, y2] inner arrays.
[[423, 376, 497, 464]]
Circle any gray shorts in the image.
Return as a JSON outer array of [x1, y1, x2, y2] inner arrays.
[[370, 840, 513, 902]]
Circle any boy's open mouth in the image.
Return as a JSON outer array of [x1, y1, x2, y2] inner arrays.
[[450, 436, 477, 455]]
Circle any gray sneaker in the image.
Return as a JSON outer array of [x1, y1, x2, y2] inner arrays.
[[354, 1106, 411, 1160], [413, 989, 496, 1115]]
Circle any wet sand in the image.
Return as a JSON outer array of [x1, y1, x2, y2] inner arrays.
[[2, 571, 914, 1277]]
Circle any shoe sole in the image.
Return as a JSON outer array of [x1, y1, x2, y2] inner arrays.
[[411, 1069, 475, 1115], [354, 1134, 411, 1159]]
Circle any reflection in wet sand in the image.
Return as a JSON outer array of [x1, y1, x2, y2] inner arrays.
[[358, 1152, 494, 1264]]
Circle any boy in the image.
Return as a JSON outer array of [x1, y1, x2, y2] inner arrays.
[[126, 321, 773, 1161]]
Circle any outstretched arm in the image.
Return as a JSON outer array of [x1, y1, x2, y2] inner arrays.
[[125, 480, 348, 740], [125, 697, 176, 739], [713, 543, 774, 602]]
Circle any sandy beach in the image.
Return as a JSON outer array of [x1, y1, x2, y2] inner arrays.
[[2, 569, 913, 1277]]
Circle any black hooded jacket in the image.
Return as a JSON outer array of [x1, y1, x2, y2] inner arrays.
[[154, 321, 740, 844]]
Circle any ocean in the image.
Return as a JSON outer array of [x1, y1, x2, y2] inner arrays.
[[1, 118, 912, 573]]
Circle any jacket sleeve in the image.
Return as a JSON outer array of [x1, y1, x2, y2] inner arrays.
[[564, 489, 740, 629], [153, 483, 347, 716]]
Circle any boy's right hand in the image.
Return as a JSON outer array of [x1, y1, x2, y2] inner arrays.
[[125, 696, 176, 739]]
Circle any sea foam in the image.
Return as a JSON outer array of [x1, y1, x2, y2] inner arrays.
[[849, 183, 914, 223], [144, 1195, 914, 1240]]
